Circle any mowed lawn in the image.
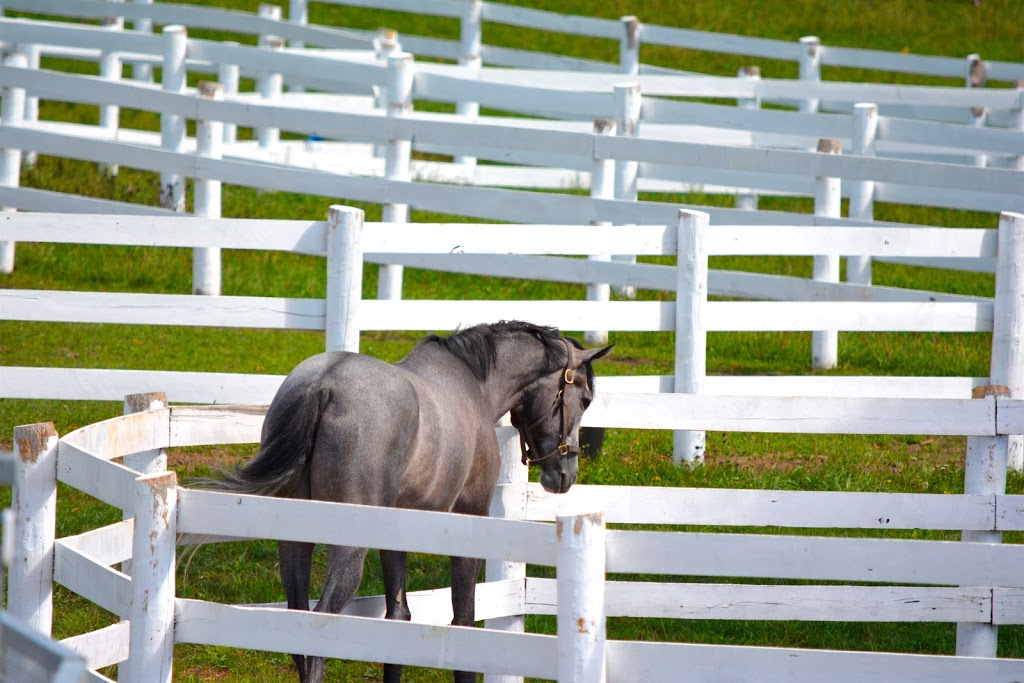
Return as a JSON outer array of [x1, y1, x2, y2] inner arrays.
[[1, 1, 1023, 680]]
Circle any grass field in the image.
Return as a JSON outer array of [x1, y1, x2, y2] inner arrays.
[[1, 1, 1023, 680]]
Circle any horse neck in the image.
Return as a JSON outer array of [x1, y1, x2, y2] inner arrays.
[[481, 337, 555, 421]]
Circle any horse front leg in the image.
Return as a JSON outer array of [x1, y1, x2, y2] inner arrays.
[[381, 549, 412, 683], [451, 555, 483, 683]]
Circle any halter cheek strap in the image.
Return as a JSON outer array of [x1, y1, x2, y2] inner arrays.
[[517, 343, 581, 467]]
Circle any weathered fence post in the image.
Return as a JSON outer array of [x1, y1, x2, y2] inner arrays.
[[194, 81, 225, 296], [556, 510, 606, 683], [121, 392, 168, 583], [619, 16, 640, 76], [131, 0, 155, 83], [735, 66, 761, 211], [288, 0, 308, 93], [966, 53, 988, 168], [798, 36, 821, 114], [455, 0, 482, 170], [484, 424, 528, 683], [991, 212, 1024, 471], [19, 42, 39, 169], [378, 51, 414, 301], [258, 35, 285, 153], [160, 25, 187, 212], [612, 82, 641, 299], [125, 471, 177, 683], [218, 47, 240, 146], [8, 423, 59, 635], [0, 50, 27, 274], [673, 210, 709, 466], [585, 118, 616, 347], [99, 14, 124, 177], [847, 103, 878, 285], [812, 138, 841, 370], [326, 205, 365, 353]]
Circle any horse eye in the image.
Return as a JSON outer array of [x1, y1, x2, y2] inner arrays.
[[582, 397, 593, 409]]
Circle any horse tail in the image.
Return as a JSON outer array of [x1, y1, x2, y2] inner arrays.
[[209, 384, 331, 497]]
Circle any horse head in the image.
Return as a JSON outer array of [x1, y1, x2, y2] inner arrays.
[[512, 340, 613, 493]]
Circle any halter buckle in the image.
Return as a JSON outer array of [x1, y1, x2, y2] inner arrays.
[[558, 442, 571, 456], [564, 368, 575, 384]]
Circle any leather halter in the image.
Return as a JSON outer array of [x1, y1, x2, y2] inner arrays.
[[515, 341, 582, 467]]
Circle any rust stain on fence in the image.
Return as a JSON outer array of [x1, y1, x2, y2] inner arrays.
[[13, 423, 57, 464]]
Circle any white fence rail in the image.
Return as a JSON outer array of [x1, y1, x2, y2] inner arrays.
[[7, 386, 1024, 681]]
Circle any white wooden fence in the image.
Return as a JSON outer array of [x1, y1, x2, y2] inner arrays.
[[2, 208, 1022, 466], [8, 379, 1024, 681]]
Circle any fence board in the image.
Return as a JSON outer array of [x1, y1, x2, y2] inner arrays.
[[525, 577, 992, 623], [175, 599, 558, 679], [169, 405, 266, 447], [175, 488, 557, 566], [53, 540, 131, 619], [60, 622, 130, 672], [58, 520, 134, 566], [56, 442, 138, 512], [588, 394, 994, 436], [521, 484, 996, 530], [605, 530, 1024, 586], [607, 640, 1024, 683]]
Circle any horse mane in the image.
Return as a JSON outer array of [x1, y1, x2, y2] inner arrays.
[[424, 320, 596, 387]]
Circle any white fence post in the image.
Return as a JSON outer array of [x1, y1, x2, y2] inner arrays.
[[673, 210, 709, 466], [378, 51, 414, 301], [735, 65, 761, 211], [556, 510, 606, 683], [585, 118, 616, 347], [125, 471, 177, 683], [131, 0, 155, 83], [218, 48, 240, 146], [798, 36, 821, 114], [847, 102, 878, 285], [258, 2, 282, 41], [966, 53, 988, 168], [121, 392, 168, 581], [194, 81, 225, 296], [326, 205, 364, 353], [611, 82, 641, 299], [8, 422, 59, 635], [0, 50, 26, 274], [258, 36, 285, 153], [992, 212, 1024, 470], [484, 425, 528, 683], [372, 29, 400, 159], [160, 25, 187, 212], [19, 42, 39, 169], [288, 0, 308, 93], [455, 0, 482, 170], [619, 16, 640, 76], [812, 138, 841, 370], [99, 14, 124, 177]]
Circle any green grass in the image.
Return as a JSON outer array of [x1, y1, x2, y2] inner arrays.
[[2, 1, 1023, 680]]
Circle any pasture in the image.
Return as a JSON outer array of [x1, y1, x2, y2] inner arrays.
[[1, 0, 1023, 680]]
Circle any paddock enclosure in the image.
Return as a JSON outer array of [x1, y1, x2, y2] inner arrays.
[[2, 0, 1024, 680]]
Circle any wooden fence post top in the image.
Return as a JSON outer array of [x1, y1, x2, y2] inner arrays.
[[328, 205, 365, 224], [555, 510, 605, 539], [124, 392, 168, 414], [136, 469, 178, 496], [817, 138, 842, 154], [13, 423, 58, 464]]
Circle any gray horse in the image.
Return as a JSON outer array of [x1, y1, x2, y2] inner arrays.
[[208, 321, 612, 682]]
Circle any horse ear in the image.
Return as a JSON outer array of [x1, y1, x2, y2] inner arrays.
[[580, 344, 614, 364]]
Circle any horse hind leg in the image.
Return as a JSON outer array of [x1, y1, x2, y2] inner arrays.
[[301, 544, 369, 683], [380, 549, 412, 683], [451, 555, 483, 683], [279, 540, 315, 679]]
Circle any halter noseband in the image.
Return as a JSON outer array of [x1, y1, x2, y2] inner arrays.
[[515, 341, 581, 467]]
